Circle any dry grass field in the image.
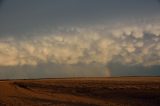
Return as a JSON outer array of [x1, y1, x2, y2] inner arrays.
[[0, 77, 160, 106]]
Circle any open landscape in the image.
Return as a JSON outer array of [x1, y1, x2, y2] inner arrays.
[[0, 77, 160, 106], [1, 0, 160, 106]]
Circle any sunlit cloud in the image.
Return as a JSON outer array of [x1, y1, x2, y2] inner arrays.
[[0, 22, 160, 67]]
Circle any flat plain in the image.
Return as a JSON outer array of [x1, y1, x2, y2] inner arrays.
[[0, 77, 160, 106]]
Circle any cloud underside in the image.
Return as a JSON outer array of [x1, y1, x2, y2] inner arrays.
[[0, 23, 160, 67]]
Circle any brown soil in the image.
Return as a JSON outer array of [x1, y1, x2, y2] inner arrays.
[[0, 77, 160, 106]]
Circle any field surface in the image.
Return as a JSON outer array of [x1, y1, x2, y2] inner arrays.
[[0, 77, 160, 106]]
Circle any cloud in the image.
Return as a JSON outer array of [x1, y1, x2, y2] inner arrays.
[[0, 63, 110, 79], [0, 22, 159, 67], [0, 0, 3, 7]]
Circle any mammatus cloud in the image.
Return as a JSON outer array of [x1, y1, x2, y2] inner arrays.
[[0, 23, 159, 67]]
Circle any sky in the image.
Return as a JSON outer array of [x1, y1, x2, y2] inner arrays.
[[0, 0, 160, 79]]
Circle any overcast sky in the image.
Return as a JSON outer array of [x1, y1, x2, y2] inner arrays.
[[0, 0, 160, 79]]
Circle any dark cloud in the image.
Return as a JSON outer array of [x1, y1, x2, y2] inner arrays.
[[109, 63, 160, 76], [158, 0, 160, 6], [0, 63, 109, 79], [0, 0, 3, 8], [0, 0, 160, 36], [0, 0, 3, 5]]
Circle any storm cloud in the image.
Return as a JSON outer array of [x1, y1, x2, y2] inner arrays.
[[0, 22, 159, 67], [0, 0, 160, 78]]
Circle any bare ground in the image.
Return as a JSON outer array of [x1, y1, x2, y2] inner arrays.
[[0, 77, 160, 106]]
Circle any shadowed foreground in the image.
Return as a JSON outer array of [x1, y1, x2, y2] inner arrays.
[[0, 77, 160, 106]]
